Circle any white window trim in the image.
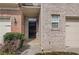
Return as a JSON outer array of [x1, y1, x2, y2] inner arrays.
[[51, 15, 60, 30]]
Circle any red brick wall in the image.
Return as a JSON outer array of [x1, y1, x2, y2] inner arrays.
[[0, 8, 24, 33]]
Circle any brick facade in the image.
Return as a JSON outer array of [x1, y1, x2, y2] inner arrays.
[[1, 3, 79, 51], [40, 3, 79, 51], [0, 8, 23, 33]]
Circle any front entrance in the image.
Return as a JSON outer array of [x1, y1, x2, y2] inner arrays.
[[28, 18, 37, 39], [29, 21, 36, 39], [66, 17, 79, 48]]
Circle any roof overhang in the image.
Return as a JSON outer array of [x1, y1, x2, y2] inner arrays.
[[0, 3, 17, 8], [22, 6, 40, 17]]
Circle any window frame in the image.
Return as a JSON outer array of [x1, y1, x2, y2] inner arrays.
[[51, 15, 60, 30]]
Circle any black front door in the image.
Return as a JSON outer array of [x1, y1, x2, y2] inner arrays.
[[29, 21, 36, 39]]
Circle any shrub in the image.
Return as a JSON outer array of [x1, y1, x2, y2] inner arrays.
[[3, 32, 25, 49], [0, 32, 25, 54], [4, 32, 15, 41], [15, 32, 25, 48]]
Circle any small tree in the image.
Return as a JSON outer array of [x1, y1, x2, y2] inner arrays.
[[4, 32, 25, 49], [1, 32, 25, 54], [15, 32, 25, 49]]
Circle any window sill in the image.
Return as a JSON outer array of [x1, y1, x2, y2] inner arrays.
[[51, 28, 60, 31]]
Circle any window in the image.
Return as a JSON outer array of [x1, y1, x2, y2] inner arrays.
[[51, 15, 60, 28]]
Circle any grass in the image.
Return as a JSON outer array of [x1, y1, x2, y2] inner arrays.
[[36, 51, 79, 55]]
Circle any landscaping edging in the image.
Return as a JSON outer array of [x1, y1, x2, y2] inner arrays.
[[35, 51, 79, 55]]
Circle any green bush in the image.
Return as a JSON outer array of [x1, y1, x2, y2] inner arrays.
[[4, 32, 15, 41], [15, 32, 25, 48], [4, 32, 25, 41], [4, 32, 25, 48], [15, 32, 25, 40], [2, 32, 25, 54]]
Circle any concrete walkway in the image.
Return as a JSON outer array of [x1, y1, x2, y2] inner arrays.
[[21, 39, 41, 55], [21, 39, 79, 55]]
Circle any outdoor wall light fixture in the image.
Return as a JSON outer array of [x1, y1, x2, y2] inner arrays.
[[11, 17, 17, 24], [14, 17, 17, 24]]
